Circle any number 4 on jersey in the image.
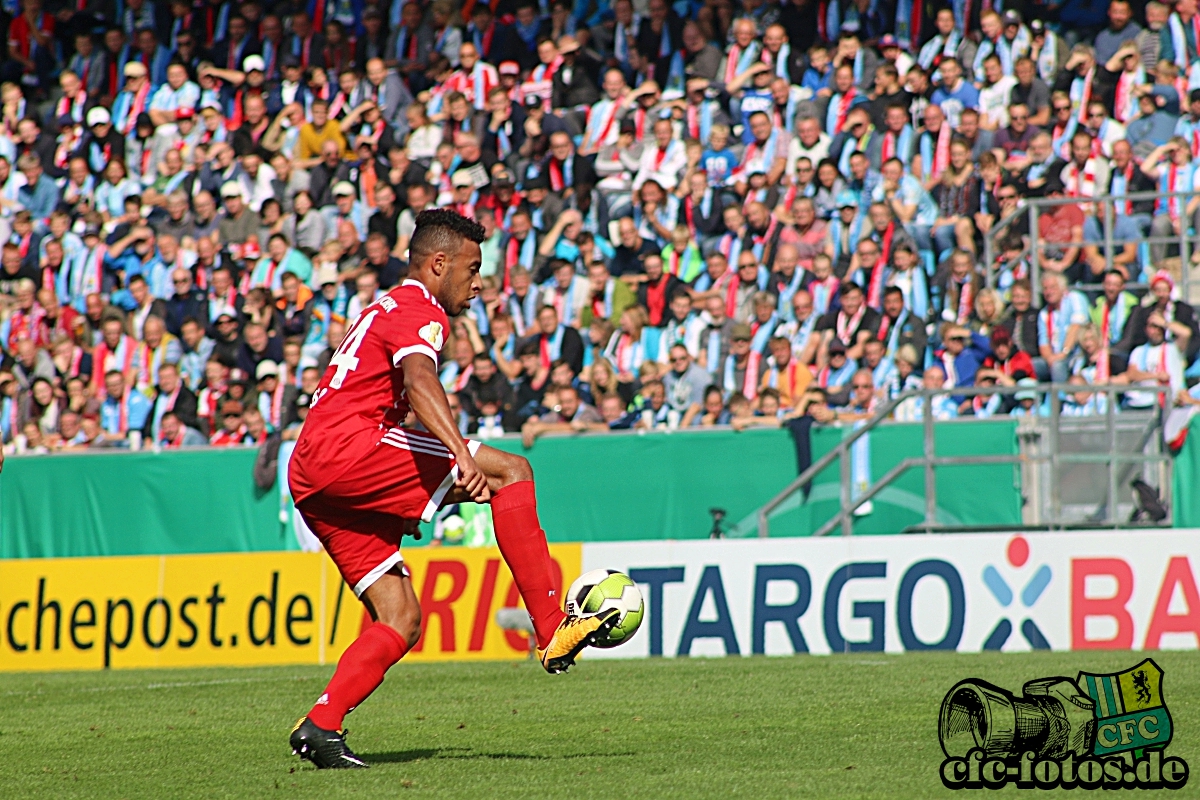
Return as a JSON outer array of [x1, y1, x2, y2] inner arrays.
[[329, 310, 378, 389]]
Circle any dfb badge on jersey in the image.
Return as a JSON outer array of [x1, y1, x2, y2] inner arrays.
[[419, 322, 444, 351]]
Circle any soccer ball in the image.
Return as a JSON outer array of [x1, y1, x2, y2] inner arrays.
[[565, 569, 644, 648]]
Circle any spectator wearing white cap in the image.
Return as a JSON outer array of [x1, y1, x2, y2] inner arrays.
[[111, 61, 151, 139], [254, 360, 300, 431], [320, 181, 368, 242], [217, 180, 261, 245], [448, 171, 478, 219], [82, 106, 126, 176]]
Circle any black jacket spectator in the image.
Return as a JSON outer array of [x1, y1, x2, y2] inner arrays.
[[165, 289, 209, 338]]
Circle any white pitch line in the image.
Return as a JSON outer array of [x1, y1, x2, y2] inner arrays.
[[3, 674, 317, 697]]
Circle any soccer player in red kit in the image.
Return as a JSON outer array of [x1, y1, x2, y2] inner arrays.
[[287, 210, 618, 769]]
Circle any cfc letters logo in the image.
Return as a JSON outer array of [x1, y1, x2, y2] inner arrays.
[[938, 659, 1188, 790]]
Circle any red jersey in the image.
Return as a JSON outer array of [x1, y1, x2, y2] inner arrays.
[[290, 279, 450, 503]]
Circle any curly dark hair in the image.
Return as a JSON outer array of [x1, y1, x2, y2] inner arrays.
[[410, 209, 486, 262]]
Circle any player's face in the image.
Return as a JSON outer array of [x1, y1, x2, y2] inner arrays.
[[442, 240, 484, 314]]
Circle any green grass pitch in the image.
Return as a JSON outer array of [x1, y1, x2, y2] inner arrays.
[[2, 651, 1199, 799]]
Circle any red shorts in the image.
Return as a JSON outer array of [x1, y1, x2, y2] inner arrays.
[[297, 427, 481, 597]]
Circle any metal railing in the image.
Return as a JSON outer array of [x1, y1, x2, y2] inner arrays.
[[982, 190, 1198, 304], [755, 382, 1173, 538]]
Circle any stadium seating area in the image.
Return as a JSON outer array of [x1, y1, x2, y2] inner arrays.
[[6, 0, 1200, 456]]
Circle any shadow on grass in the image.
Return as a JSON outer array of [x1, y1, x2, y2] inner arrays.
[[364, 748, 636, 764]]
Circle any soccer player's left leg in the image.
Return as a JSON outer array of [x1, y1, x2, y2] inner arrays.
[[472, 445, 567, 650], [308, 570, 419, 732]]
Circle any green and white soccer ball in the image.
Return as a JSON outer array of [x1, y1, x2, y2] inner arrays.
[[565, 569, 644, 648]]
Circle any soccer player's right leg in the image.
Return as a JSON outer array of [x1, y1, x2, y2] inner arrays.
[[471, 445, 566, 648], [470, 446, 619, 673]]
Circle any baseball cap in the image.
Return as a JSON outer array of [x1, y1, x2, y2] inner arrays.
[[524, 172, 550, 191], [523, 94, 543, 108], [499, 60, 520, 76], [492, 168, 515, 187], [451, 170, 474, 188], [1029, 19, 1046, 33], [296, 392, 312, 409], [86, 107, 111, 127], [558, 35, 580, 54], [219, 180, 244, 198], [175, 107, 195, 121], [56, 114, 76, 130], [879, 34, 899, 48], [124, 61, 148, 78], [256, 360, 280, 380], [281, 53, 301, 69], [241, 240, 261, 260], [990, 327, 1012, 349], [315, 264, 339, 286], [1014, 378, 1038, 402], [1002, 10, 1022, 25], [242, 54, 266, 73], [332, 181, 356, 197], [828, 339, 847, 355], [83, 223, 101, 238], [731, 323, 753, 341], [836, 190, 858, 209]]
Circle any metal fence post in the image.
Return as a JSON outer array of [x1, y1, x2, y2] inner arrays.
[[1103, 199, 1114, 271], [1030, 203, 1042, 305], [1180, 194, 1190, 278], [1048, 384, 1061, 527], [923, 389, 936, 531], [1106, 384, 1117, 525], [839, 437, 852, 536]]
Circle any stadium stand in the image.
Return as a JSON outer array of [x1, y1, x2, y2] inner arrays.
[[1, 0, 1198, 530]]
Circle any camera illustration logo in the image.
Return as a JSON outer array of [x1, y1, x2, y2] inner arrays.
[[938, 659, 1188, 789]]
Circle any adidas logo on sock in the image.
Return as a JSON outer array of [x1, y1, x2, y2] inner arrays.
[[316, 693, 329, 706]]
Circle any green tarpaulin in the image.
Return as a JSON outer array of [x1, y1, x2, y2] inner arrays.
[[1172, 415, 1200, 527], [1, 422, 1025, 558], [0, 448, 289, 558]]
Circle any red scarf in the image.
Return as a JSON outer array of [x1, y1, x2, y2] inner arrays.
[[931, 122, 952, 179], [836, 305, 866, 345], [955, 279, 974, 325], [1076, 69, 1094, 124], [866, 222, 894, 308], [548, 157, 565, 191], [834, 89, 857, 134], [645, 276, 668, 325], [1066, 160, 1095, 198], [882, 131, 896, 161]]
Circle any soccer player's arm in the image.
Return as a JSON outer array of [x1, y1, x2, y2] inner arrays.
[[401, 353, 490, 502]]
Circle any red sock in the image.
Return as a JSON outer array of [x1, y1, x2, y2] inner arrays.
[[308, 622, 407, 731], [491, 481, 567, 648]]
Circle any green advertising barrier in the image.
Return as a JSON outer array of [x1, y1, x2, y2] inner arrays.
[[1172, 415, 1200, 528], [1, 422, 1023, 559], [738, 421, 1023, 537], [0, 448, 291, 559]]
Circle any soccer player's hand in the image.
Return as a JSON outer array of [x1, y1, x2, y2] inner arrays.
[[455, 451, 491, 503]]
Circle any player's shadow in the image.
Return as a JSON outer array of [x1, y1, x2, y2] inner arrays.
[[365, 748, 636, 763]]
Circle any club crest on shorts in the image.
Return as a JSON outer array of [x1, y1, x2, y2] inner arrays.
[[419, 321, 444, 351], [1077, 659, 1172, 757]]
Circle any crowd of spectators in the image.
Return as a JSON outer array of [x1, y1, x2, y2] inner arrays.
[[6, 0, 1200, 457]]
